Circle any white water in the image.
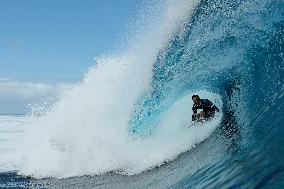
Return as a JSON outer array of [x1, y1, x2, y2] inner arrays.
[[0, 0, 223, 178]]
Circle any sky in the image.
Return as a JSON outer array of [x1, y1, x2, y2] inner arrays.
[[0, 0, 142, 114], [0, 0, 141, 82]]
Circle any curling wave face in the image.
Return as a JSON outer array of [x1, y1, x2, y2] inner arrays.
[[0, 0, 283, 187], [1, 0, 221, 178]]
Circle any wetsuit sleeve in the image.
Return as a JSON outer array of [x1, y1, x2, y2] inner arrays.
[[212, 105, 219, 112], [192, 106, 197, 121], [205, 99, 219, 112], [204, 99, 213, 107], [192, 106, 197, 114]]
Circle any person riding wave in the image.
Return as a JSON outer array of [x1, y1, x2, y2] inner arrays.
[[192, 95, 219, 122]]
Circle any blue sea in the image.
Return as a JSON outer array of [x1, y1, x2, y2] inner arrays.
[[0, 0, 284, 188]]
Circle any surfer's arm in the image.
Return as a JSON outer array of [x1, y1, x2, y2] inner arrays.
[[192, 114, 196, 121], [205, 99, 219, 112], [192, 106, 197, 114], [192, 107, 197, 121], [209, 101, 219, 112], [212, 105, 219, 112]]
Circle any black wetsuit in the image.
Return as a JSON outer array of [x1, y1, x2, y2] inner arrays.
[[192, 99, 219, 121]]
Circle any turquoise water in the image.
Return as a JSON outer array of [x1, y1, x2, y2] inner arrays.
[[0, 0, 284, 188]]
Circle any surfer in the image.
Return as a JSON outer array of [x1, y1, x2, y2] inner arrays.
[[192, 95, 219, 122]]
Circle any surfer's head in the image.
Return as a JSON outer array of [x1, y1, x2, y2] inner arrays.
[[192, 95, 200, 105]]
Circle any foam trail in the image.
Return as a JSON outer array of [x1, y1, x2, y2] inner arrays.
[[0, 0, 223, 178]]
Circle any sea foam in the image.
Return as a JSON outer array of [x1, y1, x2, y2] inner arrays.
[[0, 0, 223, 178]]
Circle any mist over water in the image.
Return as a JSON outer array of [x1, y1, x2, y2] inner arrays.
[[0, 0, 220, 179]]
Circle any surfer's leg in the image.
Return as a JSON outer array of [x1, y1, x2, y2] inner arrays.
[[205, 110, 215, 119], [200, 111, 206, 118], [198, 112, 206, 122]]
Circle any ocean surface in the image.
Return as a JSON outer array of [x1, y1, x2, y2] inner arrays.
[[0, 0, 284, 188]]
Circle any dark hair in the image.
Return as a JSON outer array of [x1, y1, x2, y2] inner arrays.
[[192, 95, 199, 99]]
